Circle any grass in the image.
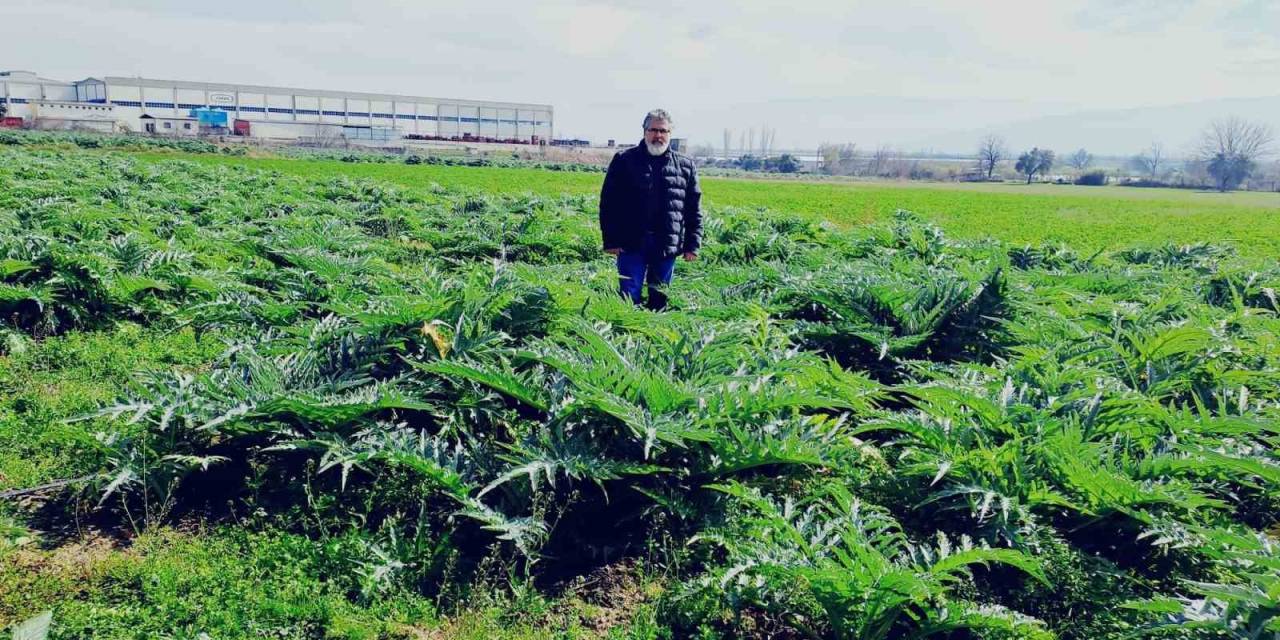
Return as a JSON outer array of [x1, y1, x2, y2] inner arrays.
[[133, 150, 1280, 256], [0, 324, 222, 492]]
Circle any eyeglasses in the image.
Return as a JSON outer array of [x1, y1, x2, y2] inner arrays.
[[646, 128, 671, 134]]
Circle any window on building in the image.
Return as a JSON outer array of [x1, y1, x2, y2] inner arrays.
[[183, 123, 191, 130], [163, 122, 171, 128]]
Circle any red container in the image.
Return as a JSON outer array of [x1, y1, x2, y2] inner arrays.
[[1, 117, 23, 128], [233, 119, 251, 136]]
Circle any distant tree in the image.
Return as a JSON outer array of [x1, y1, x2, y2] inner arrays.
[[1130, 142, 1165, 180], [818, 142, 860, 176], [764, 154, 801, 173], [1015, 148, 1055, 184], [737, 154, 762, 171], [867, 145, 893, 177], [1198, 117, 1274, 191], [1073, 170, 1108, 186], [1180, 158, 1210, 188], [818, 143, 839, 174], [1267, 159, 1280, 192], [1067, 148, 1093, 171], [837, 143, 860, 176], [976, 134, 1006, 180]]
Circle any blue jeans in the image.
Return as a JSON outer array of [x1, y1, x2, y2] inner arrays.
[[616, 234, 677, 310]]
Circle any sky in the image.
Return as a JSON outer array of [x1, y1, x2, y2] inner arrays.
[[4, 0, 1279, 154]]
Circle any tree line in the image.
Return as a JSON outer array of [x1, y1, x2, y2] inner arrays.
[[973, 117, 1275, 191]]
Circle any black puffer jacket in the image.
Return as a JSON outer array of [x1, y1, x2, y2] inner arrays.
[[599, 142, 703, 257]]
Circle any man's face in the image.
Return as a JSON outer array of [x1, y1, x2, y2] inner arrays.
[[644, 118, 671, 147]]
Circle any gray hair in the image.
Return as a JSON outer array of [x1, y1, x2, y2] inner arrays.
[[643, 109, 673, 129]]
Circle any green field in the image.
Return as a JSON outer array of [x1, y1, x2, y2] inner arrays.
[[138, 151, 1280, 256], [2, 143, 1278, 640]]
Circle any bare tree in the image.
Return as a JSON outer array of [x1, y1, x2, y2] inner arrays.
[[817, 142, 860, 176], [867, 145, 893, 177], [976, 134, 1007, 180], [838, 143, 860, 176], [1129, 142, 1165, 181], [759, 126, 776, 156], [313, 124, 343, 149], [722, 128, 732, 160], [817, 143, 835, 174], [1067, 148, 1093, 171], [1198, 117, 1274, 191]]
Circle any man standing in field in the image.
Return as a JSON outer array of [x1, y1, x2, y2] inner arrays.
[[599, 109, 703, 311]]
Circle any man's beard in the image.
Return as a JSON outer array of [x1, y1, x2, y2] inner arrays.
[[645, 140, 669, 156]]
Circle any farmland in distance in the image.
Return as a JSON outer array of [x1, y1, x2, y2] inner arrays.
[[142, 151, 1280, 256]]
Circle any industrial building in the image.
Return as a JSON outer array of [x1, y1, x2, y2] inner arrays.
[[0, 70, 554, 144]]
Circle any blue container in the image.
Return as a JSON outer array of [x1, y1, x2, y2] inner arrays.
[[190, 108, 228, 127]]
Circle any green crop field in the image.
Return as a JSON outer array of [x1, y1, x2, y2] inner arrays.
[[137, 151, 1280, 257], [2, 139, 1279, 640]]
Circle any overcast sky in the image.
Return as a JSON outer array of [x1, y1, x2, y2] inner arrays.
[[4, 0, 1279, 153]]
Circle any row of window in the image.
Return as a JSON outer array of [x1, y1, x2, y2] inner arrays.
[[1, 98, 117, 110]]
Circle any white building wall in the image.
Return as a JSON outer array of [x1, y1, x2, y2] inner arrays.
[[498, 108, 516, 139], [30, 102, 117, 132], [250, 121, 341, 139], [109, 84, 142, 102], [414, 103, 436, 136], [142, 86, 171, 103], [478, 107, 496, 138], [1, 73, 78, 113], [45, 85, 75, 101], [115, 106, 146, 132], [437, 104, 456, 137], [239, 91, 266, 122], [175, 88, 205, 107], [458, 105, 479, 137], [265, 93, 291, 121], [320, 97, 344, 124], [295, 95, 319, 123], [144, 116, 198, 136]]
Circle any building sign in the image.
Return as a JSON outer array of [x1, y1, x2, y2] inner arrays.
[[209, 92, 235, 105]]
